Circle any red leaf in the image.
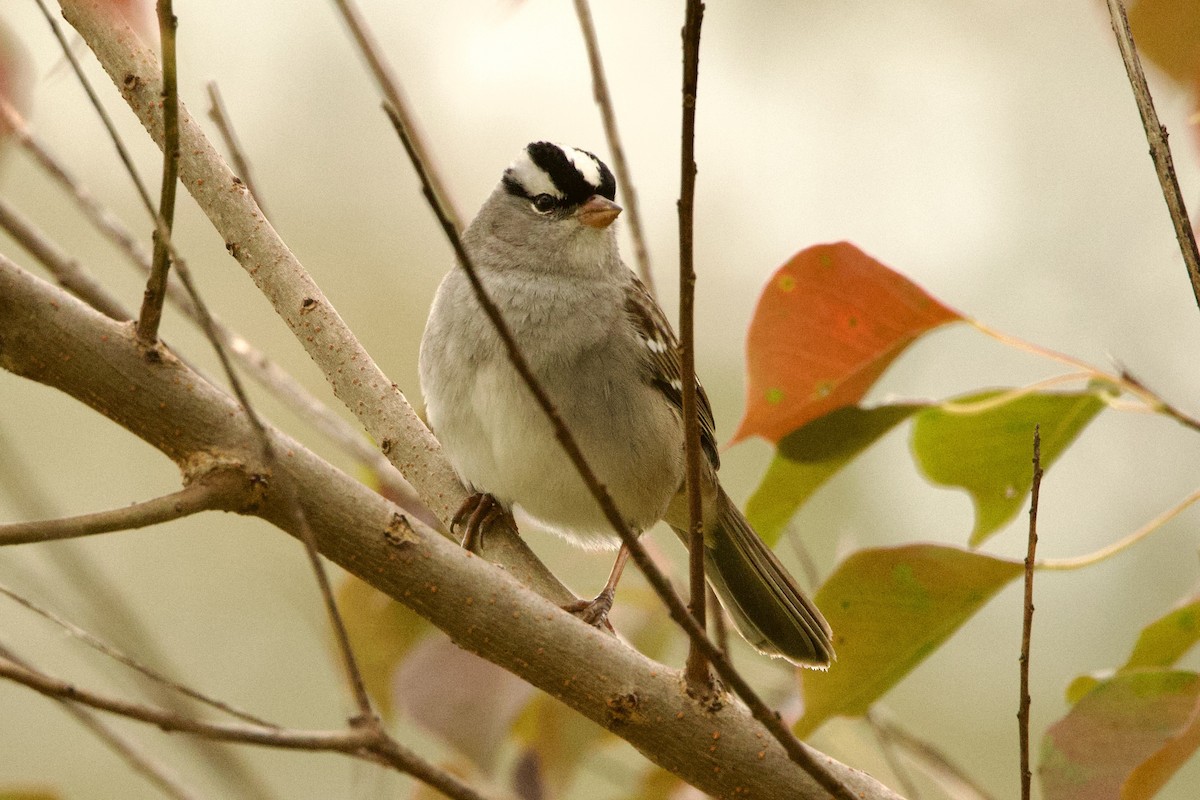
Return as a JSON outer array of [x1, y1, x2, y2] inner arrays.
[[733, 242, 962, 444]]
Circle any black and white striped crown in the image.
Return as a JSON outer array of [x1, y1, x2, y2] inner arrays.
[[502, 142, 616, 208]]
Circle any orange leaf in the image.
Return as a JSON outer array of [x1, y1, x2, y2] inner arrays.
[[733, 243, 962, 444]]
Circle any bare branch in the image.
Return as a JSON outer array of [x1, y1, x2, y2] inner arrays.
[[0, 650, 498, 800], [868, 710, 998, 800], [330, 0, 463, 230], [0, 583, 273, 727], [58, 0, 569, 600], [0, 470, 249, 546], [572, 0, 654, 293], [1104, 0, 1200, 311], [2, 111, 432, 520], [34, 0, 157, 214], [384, 101, 857, 800], [1, 250, 899, 799], [0, 641, 206, 800], [136, 0, 180, 345], [0, 425, 277, 798], [205, 82, 270, 219], [0, 194, 131, 321], [0, 654, 373, 751], [0, 98, 152, 267], [1019, 427, 1042, 800], [678, 0, 709, 694]]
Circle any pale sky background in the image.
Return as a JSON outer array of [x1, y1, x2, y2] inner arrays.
[[2, 1, 1200, 798]]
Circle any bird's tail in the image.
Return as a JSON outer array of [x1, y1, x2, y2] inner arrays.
[[676, 487, 834, 668]]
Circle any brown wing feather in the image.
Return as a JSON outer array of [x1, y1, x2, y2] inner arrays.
[[622, 275, 720, 470]]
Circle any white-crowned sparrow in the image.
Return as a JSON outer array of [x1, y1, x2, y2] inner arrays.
[[419, 141, 833, 667]]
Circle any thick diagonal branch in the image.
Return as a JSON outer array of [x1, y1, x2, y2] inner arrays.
[[1, 251, 897, 800]]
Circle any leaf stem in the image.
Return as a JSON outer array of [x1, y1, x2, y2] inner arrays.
[[1037, 486, 1200, 571]]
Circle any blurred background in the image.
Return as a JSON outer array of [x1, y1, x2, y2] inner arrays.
[[2, 0, 1199, 797]]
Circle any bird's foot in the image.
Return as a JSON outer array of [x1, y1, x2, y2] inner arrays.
[[451, 492, 512, 553], [562, 588, 616, 632]]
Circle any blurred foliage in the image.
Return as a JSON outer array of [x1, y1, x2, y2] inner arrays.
[[796, 544, 1023, 738]]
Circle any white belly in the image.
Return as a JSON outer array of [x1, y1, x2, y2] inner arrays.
[[432, 356, 682, 549]]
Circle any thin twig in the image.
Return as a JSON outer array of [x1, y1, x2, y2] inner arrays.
[[971, 319, 1200, 432], [170, 249, 378, 722], [0, 655, 498, 800], [384, 102, 856, 800], [0, 583, 273, 727], [0, 194, 131, 321], [205, 82, 270, 220], [33, 0, 156, 214], [571, 0, 654, 294], [0, 98, 152, 267], [59, 0, 377, 727], [0, 427, 276, 799], [1, 113, 430, 519], [0, 642, 205, 800], [864, 710, 921, 800], [1019, 427, 1042, 800], [0, 654, 371, 750], [330, 0, 462, 230], [136, 0, 180, 345], [1104, 0, 1200, 311], [1118, 368, 1200, 434], [678, 0, 709, 693], [0, 478, 243, 546], [869, 710, 998, 800]]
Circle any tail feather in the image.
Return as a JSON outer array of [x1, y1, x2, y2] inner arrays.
[[677, 487, 834, 668]]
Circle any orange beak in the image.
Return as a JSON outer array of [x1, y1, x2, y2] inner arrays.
[[576, 195, 622, 229]]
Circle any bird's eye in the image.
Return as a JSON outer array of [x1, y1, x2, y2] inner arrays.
[[531, 194, 556, 214]]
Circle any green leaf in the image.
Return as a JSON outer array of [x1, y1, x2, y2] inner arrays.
[[1125, 597, 1200, 671], [746, 404, 927, 545], [796, 544, 1022, 738], [911, 390, 1105, 546], [1040, 670, 1200, 800], [1067, 596, 1200, 706]]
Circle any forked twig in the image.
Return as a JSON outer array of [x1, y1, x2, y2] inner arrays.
[[0, 639, 496, 800], [44, 0, 393, 771], [2, 109, 429, 518]]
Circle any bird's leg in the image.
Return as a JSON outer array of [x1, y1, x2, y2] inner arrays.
[[563, 543, 631, 628], [451, 492, 513, 552]]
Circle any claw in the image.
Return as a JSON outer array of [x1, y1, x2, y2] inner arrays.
[[451, 493, 511, 552], [563, 589, 616, 632]]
